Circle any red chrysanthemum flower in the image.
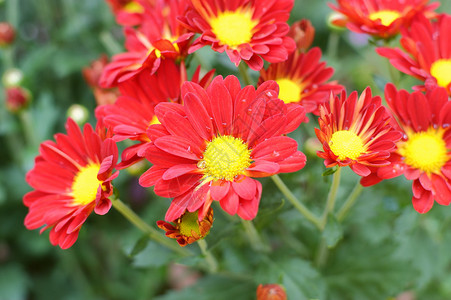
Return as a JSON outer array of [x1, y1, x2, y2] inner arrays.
[[315, 87, 403, 177], [178, 0, 296, 71], [100, 0, 192, 88], [105, 0, 155, 26], [329, 0, 439, 39], [361, 84, 451, 213], [23, 118, 119, 249], [97, 60, 215, 169], [377, 14, 451, 95], [259, 47, 344, 116], [289, 19, 316, 53], [139, 75, 307, 221], [157, 207, 213, 247]]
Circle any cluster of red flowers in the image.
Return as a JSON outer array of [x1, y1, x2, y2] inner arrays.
[[23, 0, 451, 249]]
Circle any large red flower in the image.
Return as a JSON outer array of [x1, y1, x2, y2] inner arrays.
[[178, 0, 296, 71], [361, 84, 451, 213], [377, 14, 451, 95], [100, 0, 192, 88], [315, 87, 402, 177], [23, 119, 119, 249], [97, 60, 215, 169], [329, 0, 439, 39], [139, 75, 306, 221]]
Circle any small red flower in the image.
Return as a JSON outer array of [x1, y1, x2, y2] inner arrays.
[[178, 0, 296, 70], [361, 84, 451, 214], [97, 60, 215, 169], [315, 87, 402, 177], [5, 86, 31, 113], [140, 75, 306, 222], [289, 19, 316, 52], [100, 0, 192, 87], [256, 284, 287, 300], [157, 207, 214, 247], [23, 119, 119, 249], [105, 0, 155, 26], [259, 46, 343, 115], [329, 0, 439, 39], [0, 22, 15, 47], [377, 14, 451, 96]]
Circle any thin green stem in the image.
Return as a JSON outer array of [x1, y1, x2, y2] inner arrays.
[[337, 182, 363, 222], [238, 62, 252, 86], [241, 219, 270, 253], [110, 196, 190, 256], [19, 110, 38, 148], [100, 31, 124, 55], [197, 239, 218, 273], [315, 237, 329, 268], [320, 167, 342, 230], [271, 174, 321, 229], [326, 32, 340, 62]]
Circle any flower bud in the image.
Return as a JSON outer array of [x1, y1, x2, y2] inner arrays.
[[0, 22, 15, 47], [327, 12, 347, 32], [5, 86, 31, 113], [256, 284, 287, 300], [67, 104, 89, 125], [2, 68, 24, 87], [289, 19, 315, 52]]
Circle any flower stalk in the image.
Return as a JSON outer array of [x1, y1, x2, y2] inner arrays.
[[197, 239, 218, 273]]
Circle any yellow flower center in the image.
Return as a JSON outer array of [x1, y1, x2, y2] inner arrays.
[[430, 59, 451, 88], [276, 78, 302, 104], [329, 130, 365, 160], [399, 129, 448, 174], [210, 10, 257, 48], [149, 114, 160, 126], [123, 1, 144, 14], [71, 163, 102, 206], [369, 10, 401, 26], [200, 135, 251, 181], [178, 211, 202, 238]]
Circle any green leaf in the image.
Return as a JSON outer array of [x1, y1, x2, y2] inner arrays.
[[322, 166, 338, 177], [155, 274, 256, 300], [132, 241, 175, 268], [322, 214, 343, 248], [128, 235, 149, 258]]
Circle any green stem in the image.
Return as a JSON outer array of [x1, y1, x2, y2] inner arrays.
[[110, 197, 190, 256], [238, 62, 252, 86], [241, 219, 270, 253], [19, 110, 37, 148], [326, 32, 340, 62], [320, 167, 342, 230], [100, 31, 124, 55], [6, 0, 19, 27], [197, 239, 218, 273], [315, 237, 329, 268], [337, 182, 363, 222], [271, 174, 321, 229]]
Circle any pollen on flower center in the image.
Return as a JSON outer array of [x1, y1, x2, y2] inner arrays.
[[369, 10, 401, 26], [210, 10, 257, 47], [200, 135, 251, 181], [329, 130, 365, 160], [71, 163, 102, 205], [430, 59, 451, 88], [399, 129, 448, 174], [276, 78, 302, 104]]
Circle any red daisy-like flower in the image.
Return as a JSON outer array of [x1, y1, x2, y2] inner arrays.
[[178, 0, 296, 71], [361, 84, 451, 213], [23, 118, 119, 249], [377, 14, 451, 95], [100, 0, 192, 88], [105, 0, 155, 26], [97, 60, 215, 169], [329, 0, 439, 39], [259, 48, 343, 116], [139, 75, 307, 221], [315, 87, 403, 177]]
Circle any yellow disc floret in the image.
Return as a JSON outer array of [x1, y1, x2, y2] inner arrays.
[[178, 211, 202, 238], [276, 78, 302, 104], [210, 10, 257, 48], [329, 130, 365, 160], [369, 10, 401, 26], [399, 128, 448, 174], [201, 135, 251, 181], [72, 163, 102, 205], [430, 59, 451, 89]]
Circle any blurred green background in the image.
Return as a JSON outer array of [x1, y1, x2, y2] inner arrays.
[[1, 0, 451, 299]]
